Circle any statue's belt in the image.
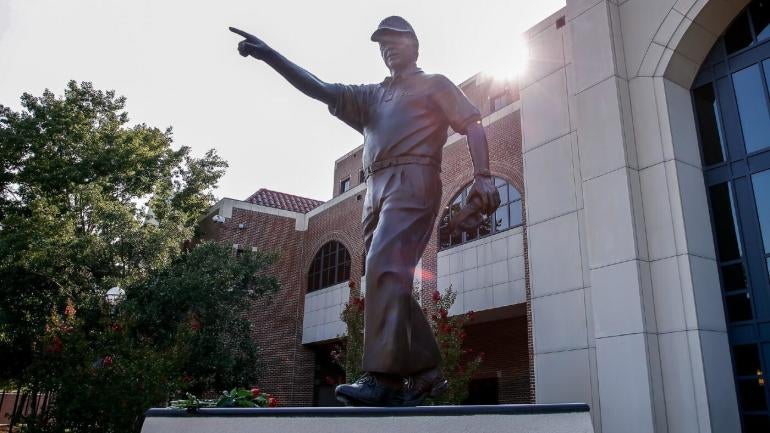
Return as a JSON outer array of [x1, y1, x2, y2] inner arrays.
[[363, 156, 440, 178]]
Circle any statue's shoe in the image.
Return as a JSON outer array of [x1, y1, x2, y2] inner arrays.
[[399, 367, 448, 407], [335, 373, 401, 407]]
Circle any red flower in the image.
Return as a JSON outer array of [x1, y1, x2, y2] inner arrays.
[[64, 304, 77, 318], [190, 322, 201, 331], [431, 290, 441, 302], [466, 310, 475, 320], [430, 314, 439, 321], [439, 308, 448, 319], [268, 396, 278, 407], [103, 355, 113, 367], [182, 375, 193, 383], [251, 387, 261, 397], [111, 323, 123, 333], [46, 335, 63, 353]]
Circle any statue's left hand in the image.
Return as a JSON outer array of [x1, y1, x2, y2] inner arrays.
[[468, 175, 501, 215]]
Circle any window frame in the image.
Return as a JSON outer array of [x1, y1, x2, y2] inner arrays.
[[307, 241, 352, 293], [340, 177, 351, 194], [438, 177, 523, 251]]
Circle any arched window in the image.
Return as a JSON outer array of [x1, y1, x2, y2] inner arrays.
[[307, 241, 351, 292], [438, 177, 522, 250]]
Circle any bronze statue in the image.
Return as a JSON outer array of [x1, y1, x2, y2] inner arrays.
[[231, 16, 500, 407]]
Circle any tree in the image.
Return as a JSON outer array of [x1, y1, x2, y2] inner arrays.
[[0, 81, 278, 432]]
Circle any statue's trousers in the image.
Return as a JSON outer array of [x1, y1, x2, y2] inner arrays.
[[361, 163, 442, 376]]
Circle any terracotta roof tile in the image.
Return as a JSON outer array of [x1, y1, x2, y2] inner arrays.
[[245, 188, 324, 214]]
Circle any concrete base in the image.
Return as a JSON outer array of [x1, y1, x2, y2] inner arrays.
[[142, 404, 593, 433]]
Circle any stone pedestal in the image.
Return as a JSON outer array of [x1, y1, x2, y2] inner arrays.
[[141, 404, 593, 433]]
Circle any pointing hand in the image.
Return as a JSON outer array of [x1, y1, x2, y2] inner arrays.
[[230, 27, 272, 60]]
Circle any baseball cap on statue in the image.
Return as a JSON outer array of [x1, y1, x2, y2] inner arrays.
[[370, 16, 418, 42]]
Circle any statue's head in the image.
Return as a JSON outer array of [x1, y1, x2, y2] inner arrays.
[[371, 16, 419, 72]]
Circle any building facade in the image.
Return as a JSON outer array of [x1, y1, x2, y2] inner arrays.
[[201, 1, 770, 431]]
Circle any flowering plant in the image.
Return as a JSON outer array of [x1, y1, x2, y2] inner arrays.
[[427, 286, 483, 404], [169, 387, 278, 411]]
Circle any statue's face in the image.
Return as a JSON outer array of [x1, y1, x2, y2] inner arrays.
[[377, 33, 418, 72]]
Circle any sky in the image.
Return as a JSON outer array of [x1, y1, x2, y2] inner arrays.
[[0, 0, 566, 202]]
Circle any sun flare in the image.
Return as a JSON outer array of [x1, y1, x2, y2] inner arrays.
[[485, 35, 529, 82]]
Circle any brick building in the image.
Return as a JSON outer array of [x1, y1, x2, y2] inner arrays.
[[199, 73, 526, 407]]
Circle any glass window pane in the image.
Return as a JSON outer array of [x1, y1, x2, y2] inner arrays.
[[494, 176, 505, 187], [725, 11, 753, 54], [751, 169, 770, 254], [495, 205, 509, 232], [733, 344, 761, 376], [464, 227, 478, 242], [478, 217, 491, 237], [738, 379, 768, 411], [510, 200, 522, 227], [322, 252, 333, 269], [450, 195, 463, 219], [693, 84, 726, 165], [497, 185, 508, 204], [709, 183, 743, 262], [323, 267, 334, 287], [743, 415, 770, 433], [733, 64, 770, 153], [508, 185, 521, 202], [726, 292, 753, 322], [751, 0, 770, 42], [439, 213, 451, 249], [765, 59, 770, 104], [722, 263, 748, 291]]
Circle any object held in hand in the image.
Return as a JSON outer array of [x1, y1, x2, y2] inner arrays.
[[447, 194, 487, 236]]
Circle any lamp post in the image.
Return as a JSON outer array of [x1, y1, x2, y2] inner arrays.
[[105, 286, 125, 313]]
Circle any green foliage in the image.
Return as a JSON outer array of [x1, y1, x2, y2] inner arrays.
[[334, 292, 364, 382], [0, 82, 278, 433]]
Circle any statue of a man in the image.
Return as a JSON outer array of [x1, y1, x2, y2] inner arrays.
[[231, 16, 500, 407]]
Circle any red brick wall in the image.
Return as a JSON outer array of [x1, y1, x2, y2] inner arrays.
[[464, 316, 531, 403], [304, 194, 366, 296], [333, 146, 364, 197]]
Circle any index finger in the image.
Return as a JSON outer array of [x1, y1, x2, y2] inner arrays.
[[229, 27, 255, 40]]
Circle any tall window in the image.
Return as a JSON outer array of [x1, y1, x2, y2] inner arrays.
[[307, 241, 351, 292], [340, 177, 351, 194], [438, 177, 522, 250], [490, 91, 513, 112], [691, 1, 770, 429]]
